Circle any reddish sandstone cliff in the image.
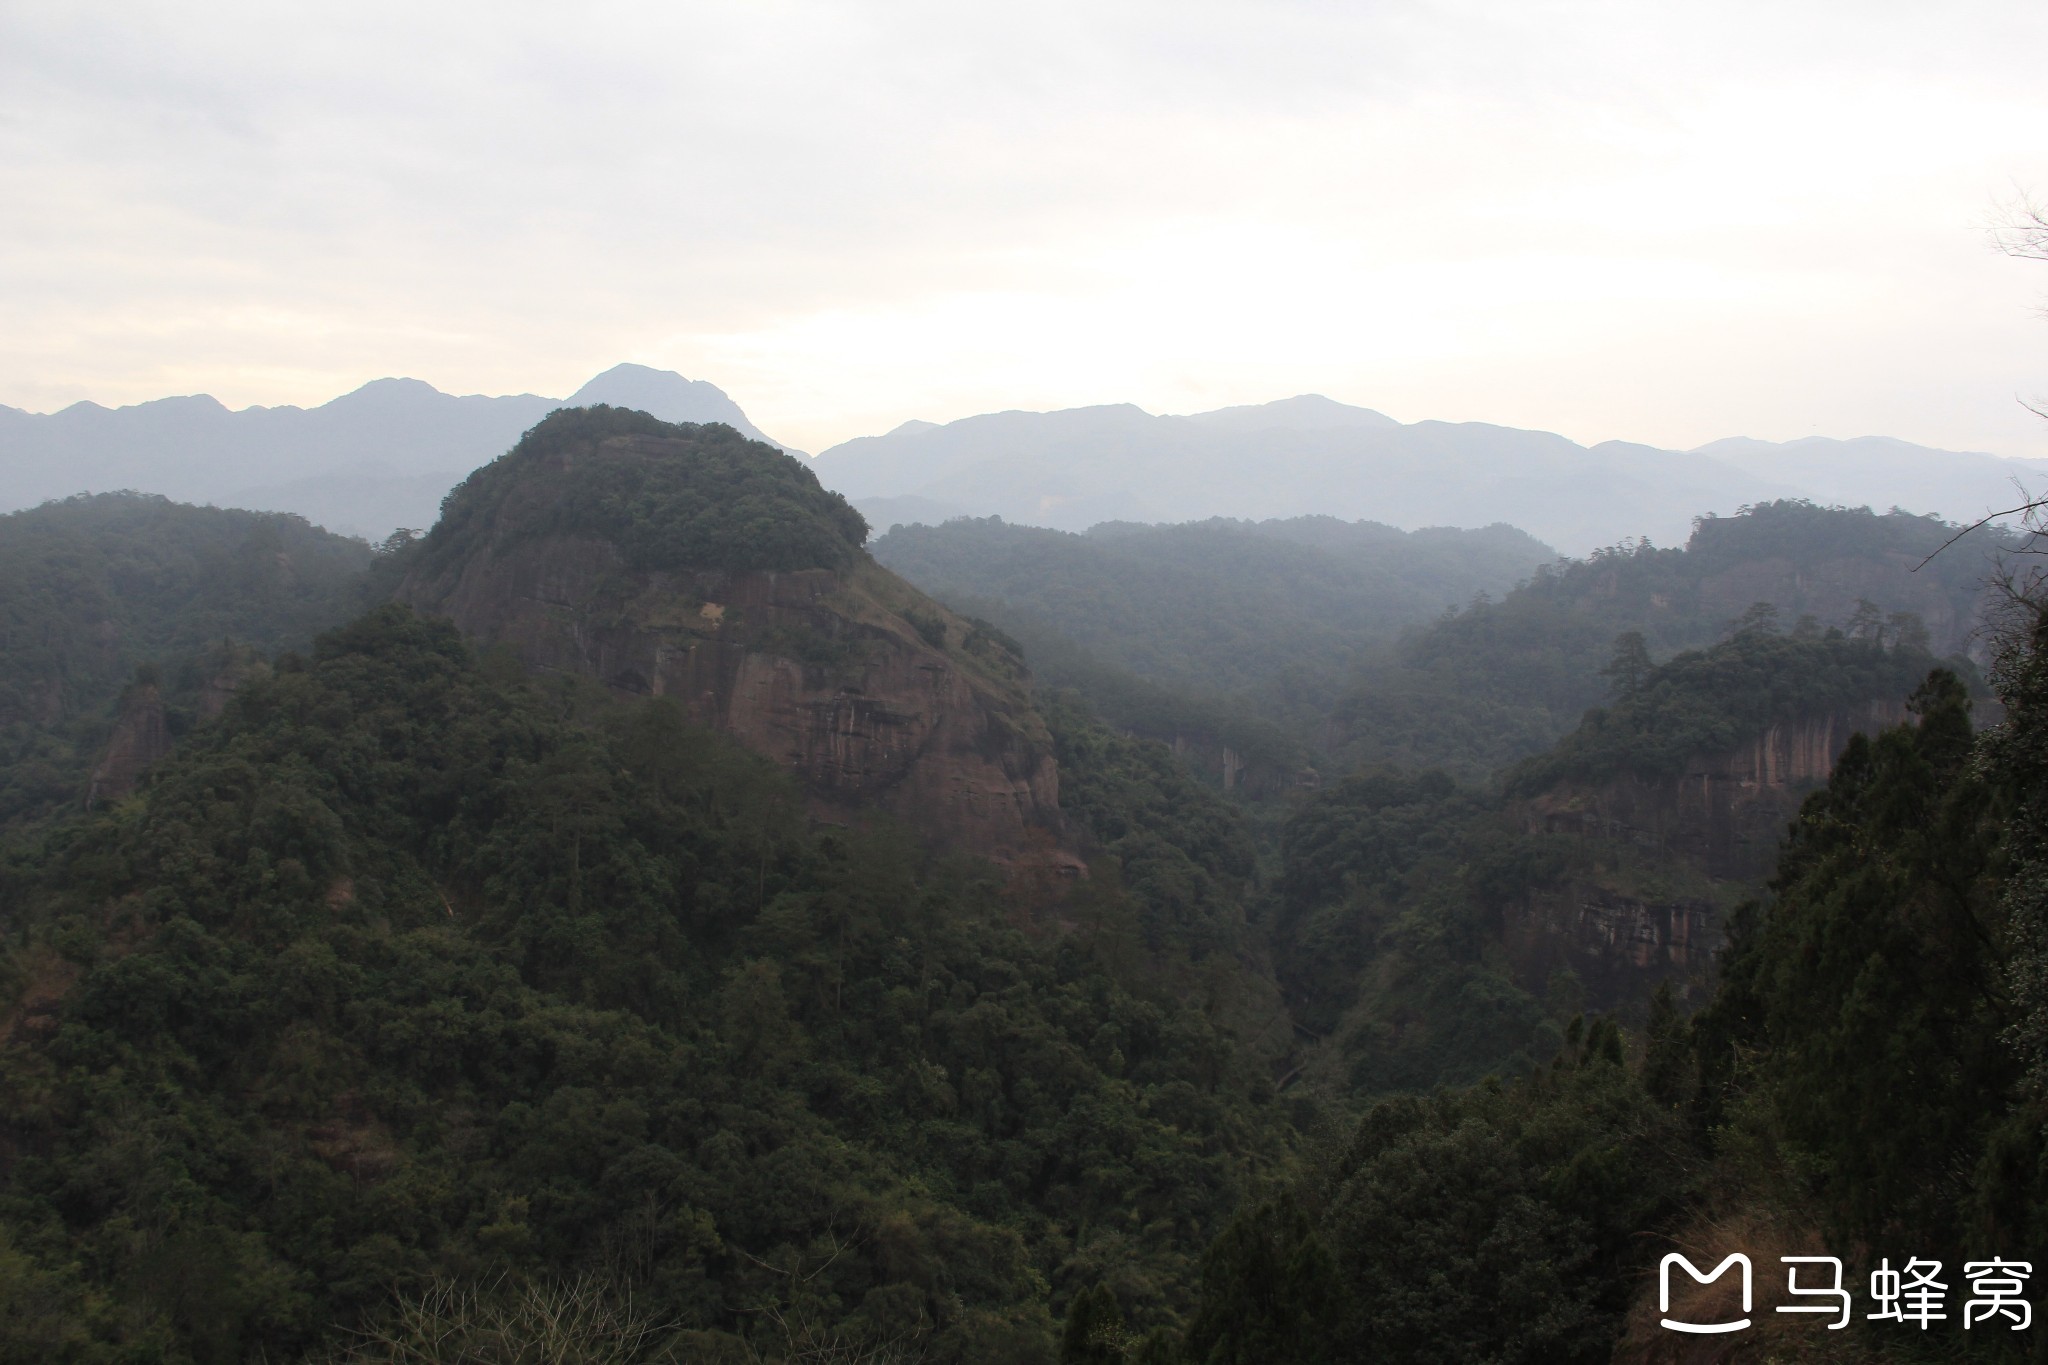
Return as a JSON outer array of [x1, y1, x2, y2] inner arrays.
[[84, 682, 170, 807], [1522, 699, 1909, 882], [1503, 700, 1913, 1006], [394, 417, 1068, 862]]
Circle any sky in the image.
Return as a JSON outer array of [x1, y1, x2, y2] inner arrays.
[[5, 0, 2048, 457]]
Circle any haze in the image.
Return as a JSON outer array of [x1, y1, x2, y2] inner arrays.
[[6, 0, 2048, 460]]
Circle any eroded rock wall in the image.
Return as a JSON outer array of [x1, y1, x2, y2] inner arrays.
[[85, 682, 170, 807], [397, 534, 1067, 862], [1506, 700, 1913, 1005], [1525, 700, 1908, 883], [1503, 888, 1718, 1010]]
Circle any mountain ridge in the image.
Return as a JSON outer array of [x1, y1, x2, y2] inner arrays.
[[12, 374, 2047, 557], [818, 395, 2048, 556], [0, 364, 798, 541]]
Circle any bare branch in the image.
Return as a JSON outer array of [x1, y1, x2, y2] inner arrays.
[[1991, 191, 2048, 262], [1914, 500, 2042, 571]]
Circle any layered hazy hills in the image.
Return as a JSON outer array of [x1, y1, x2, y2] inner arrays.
[[819, 394, 2048, 556], [0, 364, 794, 540], [870, 514, 1556, 777], [871, 500, 2007, 793], [13, 369, 2043, 556]]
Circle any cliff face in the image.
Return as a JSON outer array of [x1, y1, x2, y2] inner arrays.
[[394, 421, 1067, 862], [1159, 732, 1319, 798], [85, 682, 170, 807], [1503, 700, 1911, 1005], [1522, 699, 1908, 883], [1503, 887, 1718, 1010]]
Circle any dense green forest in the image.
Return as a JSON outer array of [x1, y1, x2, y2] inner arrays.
[[0, 607, 1292, 1362], [1175, 647, 2046, 1364], [1, 419, 2040, 1362], [871, 502, 2003, 788], [417, 406, 870, 579], [0, 494, 373, 840], [1505, 626, 1955, 794]]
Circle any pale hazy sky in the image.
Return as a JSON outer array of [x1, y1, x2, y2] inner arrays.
[[6, 0, 2048, 456]]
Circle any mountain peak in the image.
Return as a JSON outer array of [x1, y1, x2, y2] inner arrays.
[[564, 364, 799, 453], [1182, 394, 1400, 432], [320, 377, 449, 412], [418, 405, 864, 576]]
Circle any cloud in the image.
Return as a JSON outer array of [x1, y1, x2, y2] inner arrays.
[[4, 0, 2046, 457]]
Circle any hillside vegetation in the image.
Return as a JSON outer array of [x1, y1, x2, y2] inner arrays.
[[1175, 654, 2044, 1364], [0, 493, 373, 837], [871, 515, 1554, 761], [0, 607, 1291, 1363], [1, 421, 2039, 1363], [874, 502, 1998, 794], [1334, 500, 2004, 780], [1506, 627, 1951, 794], [415, 407, 867, 580]]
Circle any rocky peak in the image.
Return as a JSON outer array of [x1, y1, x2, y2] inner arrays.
[[395, 407, 1070, 862]]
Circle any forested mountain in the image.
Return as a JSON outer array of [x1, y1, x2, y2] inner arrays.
[[817, 394, 2047, 555], [391, 407, 1066, 861], [1, 408, 2041, 1362], [0, 608, 1291, 1362], [873, 501, 2001, 793], [0, 413, 1320, 1362], [1181, 648, 2045, 1365], [1334, 499, 2006, 780], [0, 493, 374, 838], [1257, 620, 1958, 1101]]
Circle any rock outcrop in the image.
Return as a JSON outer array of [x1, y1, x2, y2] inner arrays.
[[1503, 886, 1720, 1010], [395, 411, 1069, 863], [1503, 699, 1914, 1005], [85, 681, 170, 807], [1521, 699, 1909, 883]]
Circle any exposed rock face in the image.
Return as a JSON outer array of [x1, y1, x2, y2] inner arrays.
[[1161, 732, 1319, 797], [85, 682, 171, 807], [1503, 700, 1914, 1004], [1523, 699, 1909, 883], [1504, 887, 1720, 1010], [397, 515, 1066, 862]]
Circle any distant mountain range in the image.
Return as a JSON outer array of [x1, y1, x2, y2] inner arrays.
[[817, 395, 2048, 556], [0, 364, 796, 540], [6, 372, 2041, 553]]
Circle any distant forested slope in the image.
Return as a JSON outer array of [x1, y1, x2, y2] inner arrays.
[[1265, 625, 1955, 1079], [0, 493, 374, 834], [871, 515, 1555, 762], [872, 503, 2002, 790], [1333, 500, 2006, 780]]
